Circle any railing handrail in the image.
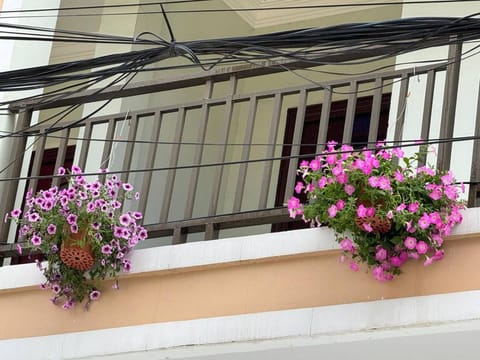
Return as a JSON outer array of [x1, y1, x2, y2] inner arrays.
[[8, 47, 448, 113], [21, 62, 447, 135]]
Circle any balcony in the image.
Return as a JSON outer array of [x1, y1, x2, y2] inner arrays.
[[0, 30, 480, 358], [0, 39, 478, 261]]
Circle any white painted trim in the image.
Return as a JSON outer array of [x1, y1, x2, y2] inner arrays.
[[1, 207, 479, 291], [3, 290, 480, 360], [221, 0, 402, 28]]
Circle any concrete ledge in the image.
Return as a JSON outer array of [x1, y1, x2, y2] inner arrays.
[[1, 207, 479, 291], [2, 290, 480, 360]]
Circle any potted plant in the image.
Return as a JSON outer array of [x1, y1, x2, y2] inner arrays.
[[7, 166, 148, 309], [288, 142, 465, 281]]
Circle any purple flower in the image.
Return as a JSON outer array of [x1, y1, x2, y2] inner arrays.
[[349, 261, 359, 272], [90, 181, 101, 191], [70, 224, 78, 233], [394, 170, 404, 182], [416, 241, 429, 254], [131, 211, 143, 220], [122, 183, 133, 191], [340, 238, 354, 252], [375, 247, 387, 261], [344, 184, 355, 196], [408, 202, 419, 213], [89, 290, 101, 301], [392, 148, 404, 158], [356, 204, 367, 218], [51, 284, 61, 294], [71, 165, 82, 174], [390, 256, 402, 267], [91, 222, 101, 230], [101, 244, 112, 255], [138, 228, 148, 240], [328, 205, 338, 218], [10, 208, 22, 218], [28, 212, 41, 222], [57, 167, 66, 175], [135, 192, 140, 200], [66, 214, 77, 225], [31, 234, 42, 246], [294, 181, 304, 194], [404, 236, 417, 250], [47, 224, 57, 235], [418, 213, 431, 230], [119, 213, 131, 226], [113, 226, 125, 238], [16, 244, 22, 254], [87, 202, 96, 213], [123, 259, 132, 272], [362, 223, 373, 233], [128, 237, 138, 248], [112, 200, 121, 209], [62, 300, 74, 310]]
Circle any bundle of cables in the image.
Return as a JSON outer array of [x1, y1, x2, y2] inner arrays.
[[0, 15, 479, 109]]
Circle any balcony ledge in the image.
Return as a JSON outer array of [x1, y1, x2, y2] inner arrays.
[[1, 207, 480, 292]]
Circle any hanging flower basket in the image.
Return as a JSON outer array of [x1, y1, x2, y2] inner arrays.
[[354, 214, 391, 233], [7, 166, 148, 309], [288, 141, 465, 281], [60, 230, 95, 271]]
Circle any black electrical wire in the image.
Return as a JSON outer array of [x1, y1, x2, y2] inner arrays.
[[0, 136, 477, 183], [1, 15, 480, 110], [0, 1, 479, 19], [2, 38, 479, 141], [0, 0, 211, 14]]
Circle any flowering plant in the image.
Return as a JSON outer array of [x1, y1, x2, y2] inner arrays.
[[288, 142, 465, 281], [7, 166, 148, 309]]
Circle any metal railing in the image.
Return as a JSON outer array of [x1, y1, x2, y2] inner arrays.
[[1, 41, 478, 260]]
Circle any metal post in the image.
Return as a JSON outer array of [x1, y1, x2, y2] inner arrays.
[[437, 40, 462, 170], [0, 109, 32, 245]]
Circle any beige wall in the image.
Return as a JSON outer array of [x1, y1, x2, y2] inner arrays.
[[1, 233, 479, 340]]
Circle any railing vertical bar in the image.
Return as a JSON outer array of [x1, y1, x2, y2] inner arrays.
[[437, 40, 462, 171], [100, 118, 117, 174], [342, 81, 358, 144], [183, 79, 213, 220], [316, 88, 332, 154], [172, 226, 187, 245], [393, 75, 410, 144], [368, 77, 383, 146], [468, 80, 480, 207], [160, 108, 186, 223], [283, 89, 307, 205], [138, 111, 162, 216], [208, 75, 237, 218], [258, 92, 282, 209], [77, 120, 93, 170], [0, 110, 32, 244], [120, 114, 139, 184], [418, 69, 436, 166], [233, 96, 258, 213], [51, 128, 70, 187], [204, 223, 219, 241], [27, 132, 47, 193]]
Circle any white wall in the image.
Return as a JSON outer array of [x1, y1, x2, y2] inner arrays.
[[388, 1, 479, 194], [0, 0, 60, 253]]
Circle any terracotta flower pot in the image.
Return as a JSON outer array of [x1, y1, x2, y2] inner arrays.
[[60, 230, 94, 271], [354, 215, 392, 233], [354, 188, 391, 233]]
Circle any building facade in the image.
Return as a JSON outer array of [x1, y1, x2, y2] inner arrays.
[[1, 1, 480, 359]]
